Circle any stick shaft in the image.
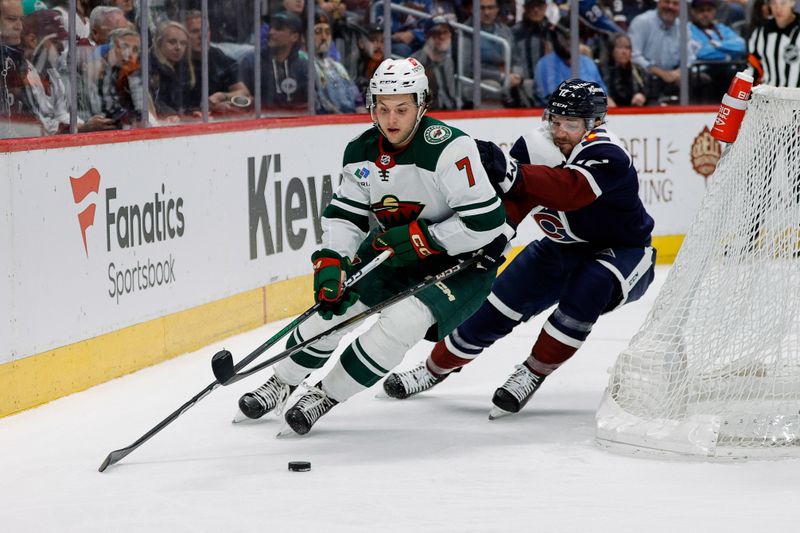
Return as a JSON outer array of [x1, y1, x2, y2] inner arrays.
[[225, 256, 480, 385], [225, 250, 392, 377]]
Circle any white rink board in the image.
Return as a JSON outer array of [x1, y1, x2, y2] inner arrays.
[[1, 161, 11, 353], [2, 111, 716, 364]]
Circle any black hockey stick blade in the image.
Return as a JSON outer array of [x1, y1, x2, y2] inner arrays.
[[223, 255, 481, 386], [98, 381, 219, 472], [211, 350, 235, 384], [212, 249, 392, 385]]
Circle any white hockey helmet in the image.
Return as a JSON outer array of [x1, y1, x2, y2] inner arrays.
[[366, 57, 429, 109]]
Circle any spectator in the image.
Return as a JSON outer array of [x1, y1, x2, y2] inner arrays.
[[462, 0, 524, 107], [21, 9, 115, 133], [390, 0, 431, 56], [512, 0, 557, 107], [89, 5, 128, 45], [108, 0, 135, 25], [67, 6, 127, 129], [312, 12, 362, 113], [102, 28, 155, 129], [412, 14, 457, 110], [19, 9, 72, 134], [748, 0, 800, 87], [241, 11, 309, 112], [533, 25, 607, 105], [688, 0, 746, 102], [558, 0, 626, 35], [628, 0, 682, 102], [316, 0, 347, 24], [101, 26, 151, 127], [716, 0, 747, 28], [183, 10, 251, 116], [166, 0, 256, 44], [689, 0, 747, 63], [0, 0, 39, 138], [51, 0, 91, 39], [602, 32, 647, 106], [498, 0, 517, 25], [351, 22, 384, 99], [150, 20, 198, 121]]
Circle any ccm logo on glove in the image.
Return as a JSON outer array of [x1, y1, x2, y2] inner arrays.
[[373, 219, 443, 267]]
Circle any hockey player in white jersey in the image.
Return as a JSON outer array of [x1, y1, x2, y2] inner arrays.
[[236, 57, 510, 435]]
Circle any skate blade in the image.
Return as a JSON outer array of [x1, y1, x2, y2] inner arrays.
[[275, 422, 299, 438], [374, 387, 389, 399], [232, 409, 255, 424], [488, 406, 514, 420]]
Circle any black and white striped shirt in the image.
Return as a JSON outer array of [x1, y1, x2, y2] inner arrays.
[[748, 16, 800, 86]]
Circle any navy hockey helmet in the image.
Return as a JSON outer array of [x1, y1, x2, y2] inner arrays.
[[545, 79, 608, 130]]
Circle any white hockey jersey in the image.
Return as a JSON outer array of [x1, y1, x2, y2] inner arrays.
[[323, 116, 507, 257]]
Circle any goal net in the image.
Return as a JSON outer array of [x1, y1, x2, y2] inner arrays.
[[595, 85, 800, 459]]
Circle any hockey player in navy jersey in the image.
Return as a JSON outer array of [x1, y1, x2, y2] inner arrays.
[[235, 58, 510, 435], [383, 79, 656, 419]]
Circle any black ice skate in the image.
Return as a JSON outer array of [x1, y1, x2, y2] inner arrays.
[[489, 364, 545, 420], [235, 375, 297, 422], [382, 362, 455, 399], [280, 383, 338, 436]]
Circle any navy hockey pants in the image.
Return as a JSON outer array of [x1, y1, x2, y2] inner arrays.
[[451, 238, 656, 356]]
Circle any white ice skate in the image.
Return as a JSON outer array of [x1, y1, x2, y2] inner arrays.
[[234, 374, 296, 422], [276, 383, 338, 437]]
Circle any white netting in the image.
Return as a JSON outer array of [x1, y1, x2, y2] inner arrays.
[[595, 85, 800, 459]]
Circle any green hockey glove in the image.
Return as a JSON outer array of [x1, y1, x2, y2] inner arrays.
[[311, 249, 359, 320], [372, 219, 444, 267]]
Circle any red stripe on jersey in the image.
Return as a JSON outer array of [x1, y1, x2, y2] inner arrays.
[[510, 165, 598, 214]]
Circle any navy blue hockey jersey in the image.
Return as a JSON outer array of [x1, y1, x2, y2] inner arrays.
[[506, 126, 654, 248]]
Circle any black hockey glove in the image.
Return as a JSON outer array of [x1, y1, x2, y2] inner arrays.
[[474, 226, 515, 271], [476, 139, 519, 195]]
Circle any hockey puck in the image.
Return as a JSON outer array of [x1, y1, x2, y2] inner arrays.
[[288, 461, 311, 472]]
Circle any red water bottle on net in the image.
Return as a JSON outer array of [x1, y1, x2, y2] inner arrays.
[[711, 71, 754, 143]]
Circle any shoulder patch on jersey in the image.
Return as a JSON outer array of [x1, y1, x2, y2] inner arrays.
[[424, 125, 453, 145], [581, 129, 610, 147]]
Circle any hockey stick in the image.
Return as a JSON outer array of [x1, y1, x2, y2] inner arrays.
[[98, 250, 391, 473], [218, 254, 482, 386], [211, 250, 392, 384]]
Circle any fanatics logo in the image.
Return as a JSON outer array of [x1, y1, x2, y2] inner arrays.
[[69, 168, 101, 257], [423, 125, 452, 145]]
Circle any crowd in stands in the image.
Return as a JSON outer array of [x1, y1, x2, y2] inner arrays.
[[0, 0, 786, 138]]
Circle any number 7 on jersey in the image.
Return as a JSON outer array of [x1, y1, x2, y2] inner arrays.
[[456, 157, 475, 187]]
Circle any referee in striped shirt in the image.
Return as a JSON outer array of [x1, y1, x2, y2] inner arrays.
[[748, 0, 800, 86]]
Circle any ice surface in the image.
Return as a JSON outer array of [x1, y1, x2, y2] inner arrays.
[[2, 266, 798, 532]]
